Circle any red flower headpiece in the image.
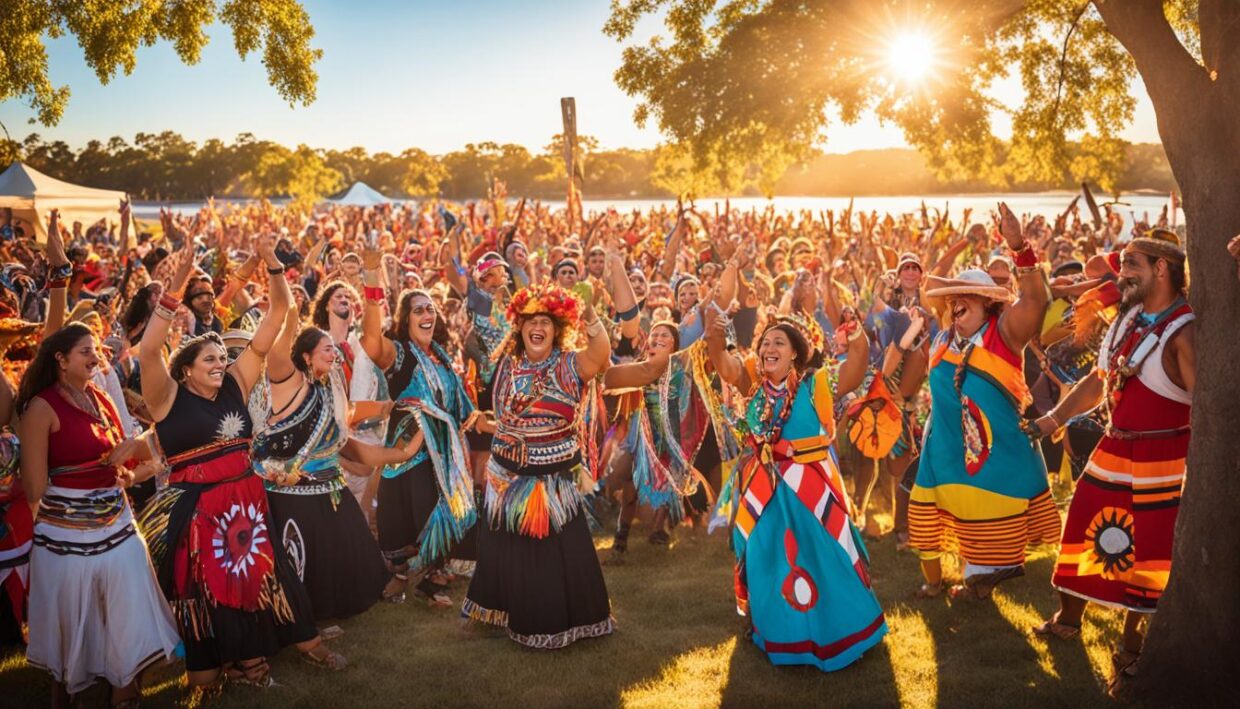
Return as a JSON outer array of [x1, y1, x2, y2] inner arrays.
[[506, 283, 582, 327]]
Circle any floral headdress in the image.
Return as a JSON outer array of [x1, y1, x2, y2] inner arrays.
[[495, 283, 582, 359], [773, 313, 825, 356]]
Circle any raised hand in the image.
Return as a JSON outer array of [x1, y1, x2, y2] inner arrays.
[[998, 202, 1025, 250], [46, 209, 69, 267], [899, 307, 926, 350]]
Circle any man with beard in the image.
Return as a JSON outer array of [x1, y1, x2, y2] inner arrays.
[[1031, 228, 1194, 692], [311, 280, 388, 520], [182, 274, 223, 337]]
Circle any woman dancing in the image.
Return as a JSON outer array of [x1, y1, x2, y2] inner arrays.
[[251, 308, 421, 621], [908, 204, 1060, 600], [137, 237, 338, 694], [706, 304, 886, 672], [359, 252, 479, 607], [462, 283, 615, 649], [18, 323, 179, 707]]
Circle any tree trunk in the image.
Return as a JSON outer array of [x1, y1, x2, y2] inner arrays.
[[1091, 2, 1240, 704]]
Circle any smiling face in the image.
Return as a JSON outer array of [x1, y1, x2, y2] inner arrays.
[[946, 294, 989, 338], [1118, 250, 1159, 307], [646, 324, 677, 356], [185, 279, 216, 319], [406, 293, 438, 349], [55, 334, 101, 383], [898, 262, 923, 290], [184, 341, 228, 393], [676, 281, 700, 313], [555, 264, 579, 289], [587, 251, 606, 278], [630, 272, 648, 301], [329, 286, 354, 322], [520, 314, 557, 362], [480, 266, 509, 292], [758, 327, 798, 382], [341, 256, 361, 278], [510, 247, 528, 268], [303, 334, 337, 378]]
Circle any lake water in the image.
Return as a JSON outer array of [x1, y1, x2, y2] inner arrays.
[[133, 192, 1182, 233]]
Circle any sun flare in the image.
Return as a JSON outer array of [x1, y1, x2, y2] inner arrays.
[[885, 30, 939, 86]]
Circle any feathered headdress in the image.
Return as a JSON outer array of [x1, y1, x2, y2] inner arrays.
[[773, 312, 825, 356]]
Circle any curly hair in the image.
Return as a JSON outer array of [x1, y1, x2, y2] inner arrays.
[[311, 280, 359, 330], [390, 288, 450, 350], [168, 332, 226, 383], [510, 313, 572, 360]]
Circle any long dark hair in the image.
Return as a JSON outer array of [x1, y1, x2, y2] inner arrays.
[[760, 322, 814, 372], [16, 323, 93, 414], [645, 321, 681, 357], [311, 280, 358, 330], [292, 327, 331, 375], [168, 332, 226, 383], [121, 283, 159, 340]]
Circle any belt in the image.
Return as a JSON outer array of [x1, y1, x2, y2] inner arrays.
[[1105, 424, 1190, 440]]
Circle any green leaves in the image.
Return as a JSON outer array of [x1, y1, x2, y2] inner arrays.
[[0, 0, 321, 126], [605, 0, 1195, 191]]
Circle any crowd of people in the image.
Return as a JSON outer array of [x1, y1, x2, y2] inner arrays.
[[1, 190, 1236, 705]]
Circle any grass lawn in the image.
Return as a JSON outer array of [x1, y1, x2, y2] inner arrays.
[[0, 507, 1120, 708]]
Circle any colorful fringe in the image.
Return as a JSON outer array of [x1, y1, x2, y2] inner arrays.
[[484, 465, 584, 539]]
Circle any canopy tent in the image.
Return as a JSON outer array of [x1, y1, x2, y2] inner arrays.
[[0, 162, 128, 242], [325, 181, 392, 207]]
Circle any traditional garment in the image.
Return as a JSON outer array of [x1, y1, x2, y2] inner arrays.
[[379, 339, 477, 573], [615, 341, 737, 521], [25, 385, 179, 694], [252, 376, 388, 620], [1052, 301, 1192, 612], [464, 280, 508, 450], [716, 368, 887, 672], [463, 349, 614, 649], [909, 317, 1061, 576], [139, 374, 315, 672], [335, 332, 389, 504], [0, 429, 31, 641]]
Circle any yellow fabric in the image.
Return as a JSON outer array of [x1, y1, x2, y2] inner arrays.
[[909, 482, 1029, 520]]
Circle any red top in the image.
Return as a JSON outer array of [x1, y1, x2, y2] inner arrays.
[[38, 383, 124, 489]]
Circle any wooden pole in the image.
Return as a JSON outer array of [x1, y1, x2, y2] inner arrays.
[[560, 97, 583, 234]]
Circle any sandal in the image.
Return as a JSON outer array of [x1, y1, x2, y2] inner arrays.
[[947, 583, 992, 602], [913, 582, 944, 599], [301, 641, 348, 671], [414, 578, 453, 608], [1031, 612, 1081, 640], [1107, 649, 1141, 696], [648, 530, 671, 546], [226, 658, 274, 688], [383, 573, 408, 604]]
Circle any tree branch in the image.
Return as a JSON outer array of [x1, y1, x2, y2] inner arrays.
[[1199, 0, 1240, 79]]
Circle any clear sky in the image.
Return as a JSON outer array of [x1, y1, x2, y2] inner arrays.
[[0, 0, 1162, 155]]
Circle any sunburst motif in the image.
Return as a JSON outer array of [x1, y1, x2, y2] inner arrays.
[[211, 503, 268, 578], [216, 411, 245, 441], [1083, 506, 1135, 580]]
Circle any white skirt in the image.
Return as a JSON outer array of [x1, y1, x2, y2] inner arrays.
[[26, 486, 180, 695]]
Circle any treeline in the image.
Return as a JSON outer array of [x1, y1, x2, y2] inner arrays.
[[0, 132, 1176, 202]]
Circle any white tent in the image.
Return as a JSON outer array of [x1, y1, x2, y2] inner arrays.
[[326, 181, 392, 207], [0, 162, 128, 242]]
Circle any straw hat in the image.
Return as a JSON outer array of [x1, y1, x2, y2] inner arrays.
[[924, 269, 1014, 303]]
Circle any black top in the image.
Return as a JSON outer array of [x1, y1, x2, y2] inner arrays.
[[155, 372, 254, 457]]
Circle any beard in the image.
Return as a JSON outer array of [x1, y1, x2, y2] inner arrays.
[[1120, 277, 1151, 307], [332, 305, 351, 320]]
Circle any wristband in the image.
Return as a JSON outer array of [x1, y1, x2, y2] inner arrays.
[[585, 319, 604, 337], [364, 286, 386, 303], [1011, 243, 1038, 269], [616, 304, 640, 322], [1047, 409, 1064, 428], [159, 294, 180, 312], [50, 263, 73, 281], [153, 304, 176, 321], [45, 277, 69, 290], [847, 325, 864, 343], [266, 265, 286, 275]]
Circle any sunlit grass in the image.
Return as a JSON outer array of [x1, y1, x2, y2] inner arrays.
[[0, 517, 1117, 708]]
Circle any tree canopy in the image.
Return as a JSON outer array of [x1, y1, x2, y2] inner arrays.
[[605, 0, 1201, 193], [0, 0, 321, 125]]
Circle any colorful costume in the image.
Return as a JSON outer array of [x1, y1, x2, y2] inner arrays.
[[909, 316, 1062, 577], [463, 349, 614, 649], [0, 430, 30, 641], [379, 340, 477, 574], [251, 376, 388, 620], [1052, 301, 1192, 611], [717, 367, 887, 671], [139, 374, 316, 671], [25, 385, 179, 694]]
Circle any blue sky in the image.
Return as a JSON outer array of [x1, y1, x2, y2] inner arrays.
[[0, 0, 1161, 155]]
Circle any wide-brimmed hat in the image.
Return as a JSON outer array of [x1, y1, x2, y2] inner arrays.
[[925, 269, 1014, 302], [1127, 227, 1185, 262]]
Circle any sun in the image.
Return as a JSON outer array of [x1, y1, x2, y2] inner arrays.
[[885, 30, 939, 86]]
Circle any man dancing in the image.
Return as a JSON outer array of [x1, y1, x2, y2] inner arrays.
[[1031, 228, 1194, 690]]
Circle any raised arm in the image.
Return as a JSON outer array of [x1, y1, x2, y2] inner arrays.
[[360, 243, 396, 369], [265, 305, 300, 385], [834, 320, 871, 398], [444, 223, 469, 296], [603, 353, 669, 391], [140, 245, 196, 422], [217, 251, 259, 317], [996, 203, 1050, 351], [658, 208, 686, 281], [604, 245, 640, 340], [703, 303, 749, 392], [574, 290, 612, 381], [42, 210, 69, 336], [230, 234, 290, 396]]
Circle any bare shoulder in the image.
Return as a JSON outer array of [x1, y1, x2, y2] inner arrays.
[[22, 395, 58, 431]]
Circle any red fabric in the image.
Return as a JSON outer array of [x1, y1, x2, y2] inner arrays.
[[981, 315, 1021, 367], [183, 474, 274, 612], [39, 384, 123, 489]]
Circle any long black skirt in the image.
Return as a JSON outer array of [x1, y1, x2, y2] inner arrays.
[[377, 459, 476, 567], [463, 511, 614, 649], [268, 489, 388, 621]]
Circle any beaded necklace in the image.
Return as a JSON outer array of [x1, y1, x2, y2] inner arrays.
[[746, 371, 798, 444], [1103, 298, 1186, 411]]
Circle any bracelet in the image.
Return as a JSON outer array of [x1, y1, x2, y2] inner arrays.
[[159, 294, 180, 312], [50, 263, 73, 281], [153, 304, 176, 320], [1015, 264, 1043, 277], [1046, 410, 1063, 428], [364, 286, 386, 303], [616, 304, 640, 322], [585, 319, 604, 337], [1011, 243, 1038, 269], [266, 265, 285, 275], [45, 277, 68, 290], [847, 325, 864, 343]]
